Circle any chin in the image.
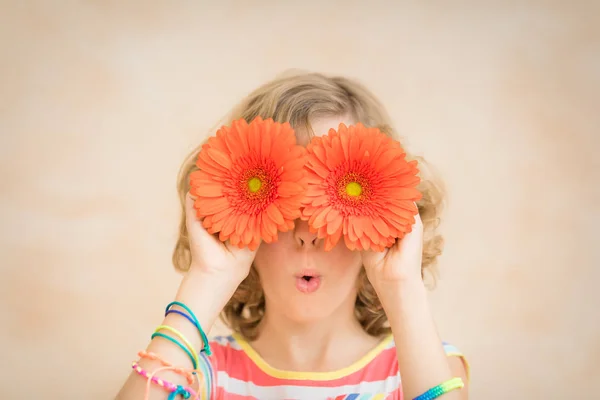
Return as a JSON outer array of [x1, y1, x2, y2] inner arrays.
[[285, 305, 334, 324], [270, 292, 340, 324]]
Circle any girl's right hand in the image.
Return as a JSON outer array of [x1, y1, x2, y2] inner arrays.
[[185, 192, 258, 282]]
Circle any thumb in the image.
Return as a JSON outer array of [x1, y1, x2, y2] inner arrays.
[[185, 191, 221, 246]]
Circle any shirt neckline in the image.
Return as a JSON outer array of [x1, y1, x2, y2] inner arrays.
[[231, 332, 394, 381]]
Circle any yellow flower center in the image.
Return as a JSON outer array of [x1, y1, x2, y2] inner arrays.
[[248, 177, 262, 193], [345, 182, 363, 197]]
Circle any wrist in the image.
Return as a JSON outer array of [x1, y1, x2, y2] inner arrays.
[[188, 263, 247, 284], [174, 268, 243, 323], [184, 267, 245, 292], [372, 274, 425, 296], [374, 277, 428, 308]]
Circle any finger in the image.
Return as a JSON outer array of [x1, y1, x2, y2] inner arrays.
[[185, 191, 202, 228], [185, 191, 222, 246], [394, 206, 424, 253], [413, 202, 423, 226], [187, 191, 261, 258]]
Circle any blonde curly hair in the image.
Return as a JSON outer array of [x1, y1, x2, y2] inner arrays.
[[172, 71, 446, 340]]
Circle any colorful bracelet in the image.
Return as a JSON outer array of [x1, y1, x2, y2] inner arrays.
[[151, 332, 198, 370], [131, 361, 198, 400], [413, 377, 464, 400], [138, 350, 195, 385], [166, 309, 198, 329], [155, 325, 200, 369], [166, 301, 212, 356], [199, 351, 215, 400]]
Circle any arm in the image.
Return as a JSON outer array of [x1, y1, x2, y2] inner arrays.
[[117, 192, 256, 399], [377, 280, 469, 400], [116, 270, 241, 400], [363, 212, 468, 400]]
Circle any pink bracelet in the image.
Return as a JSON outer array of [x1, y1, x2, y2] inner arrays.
[[131, 361, 198, 399], [137, 351, 195, 385]]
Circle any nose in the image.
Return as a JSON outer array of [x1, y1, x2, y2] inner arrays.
[[293, 220, 321, 249]]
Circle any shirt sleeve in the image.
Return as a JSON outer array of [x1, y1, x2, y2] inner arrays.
[[443, 342, 470, 382], [385, 342, 471, 400]]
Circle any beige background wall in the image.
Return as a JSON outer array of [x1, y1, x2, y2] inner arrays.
[[1, 1, 598, 399]]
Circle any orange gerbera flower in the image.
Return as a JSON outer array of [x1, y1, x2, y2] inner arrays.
[[190, 117, 308, 250], [302, 123, 422, 252]]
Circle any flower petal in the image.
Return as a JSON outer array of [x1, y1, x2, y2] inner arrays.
[[261, 213, 278, 236], [326, 212, 343, 236], [358, 234, 371, 250], [311, 205, 332, 229], [265, 204, 285, 225], [372, 217, 390, 237], [326, 223, 344, 250], [248, 235, 261, 250], [278, 182, 306, 197], [193, 183, 223, 198], [196, 197, 229, 215], [221, 215, 238, 237], [235, 213, 250, 236], [311, 195, 330, 207], [347, 218, 359, 242], [260, 121, 272, 159], [344, 235, 357, 251]]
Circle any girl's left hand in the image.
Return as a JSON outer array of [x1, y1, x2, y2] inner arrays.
[[362, 208, 424, 290]]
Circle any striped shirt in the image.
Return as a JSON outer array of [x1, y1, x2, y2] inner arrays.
[[207, 333, 469, 400]]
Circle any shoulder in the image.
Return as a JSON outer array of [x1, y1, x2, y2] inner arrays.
[[441, 341, 470, 382], [208, 334, 242, 361], [209, 334, 239, 348], [207, 333, 255, 369], [385, 337, 470, 383]]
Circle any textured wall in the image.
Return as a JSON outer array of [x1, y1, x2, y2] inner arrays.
[[1, 1, 598, 398]]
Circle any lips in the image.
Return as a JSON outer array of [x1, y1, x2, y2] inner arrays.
[[295, 269, 321, 293]]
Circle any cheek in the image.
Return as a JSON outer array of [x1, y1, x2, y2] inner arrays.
[[253, 232, 295, 277], [253, 233, 363, 291], [328, 244, 363, 273]]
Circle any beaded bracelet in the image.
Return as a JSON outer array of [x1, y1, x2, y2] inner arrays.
[[166, 301, 212, 356], [413, 377, 464, 400], [135, 352, 213, 400], [132, 361, 198, 400]]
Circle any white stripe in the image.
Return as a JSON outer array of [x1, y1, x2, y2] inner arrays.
[[210, 335, 242, 350], [443, 343, 461, 355], [217, 370, 400, 400]]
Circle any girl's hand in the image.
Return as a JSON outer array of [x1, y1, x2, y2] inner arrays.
[[362, 208, 424, 290], [185, 192, 257, 282]]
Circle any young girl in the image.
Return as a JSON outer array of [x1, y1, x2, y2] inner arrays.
[[117, 72, 469, 400]]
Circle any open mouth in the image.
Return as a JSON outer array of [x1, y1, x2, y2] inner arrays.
[[295, 273, 321, 293]]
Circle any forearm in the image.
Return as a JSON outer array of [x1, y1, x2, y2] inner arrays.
[[377, 280, 460, 400], [117, 269, 240, 400]]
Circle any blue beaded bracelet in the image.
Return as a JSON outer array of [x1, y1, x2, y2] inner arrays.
[[413, 377, 464, 400]]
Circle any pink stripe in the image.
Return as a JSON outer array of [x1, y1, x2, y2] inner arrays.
[[214, 387, 256, 400], [211, 343, 398, 387]]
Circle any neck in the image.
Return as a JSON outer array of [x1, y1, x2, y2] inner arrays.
[[250, 296, 380, 372]]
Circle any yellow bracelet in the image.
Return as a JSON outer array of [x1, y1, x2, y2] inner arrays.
[[154, 325, 199, 368]]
